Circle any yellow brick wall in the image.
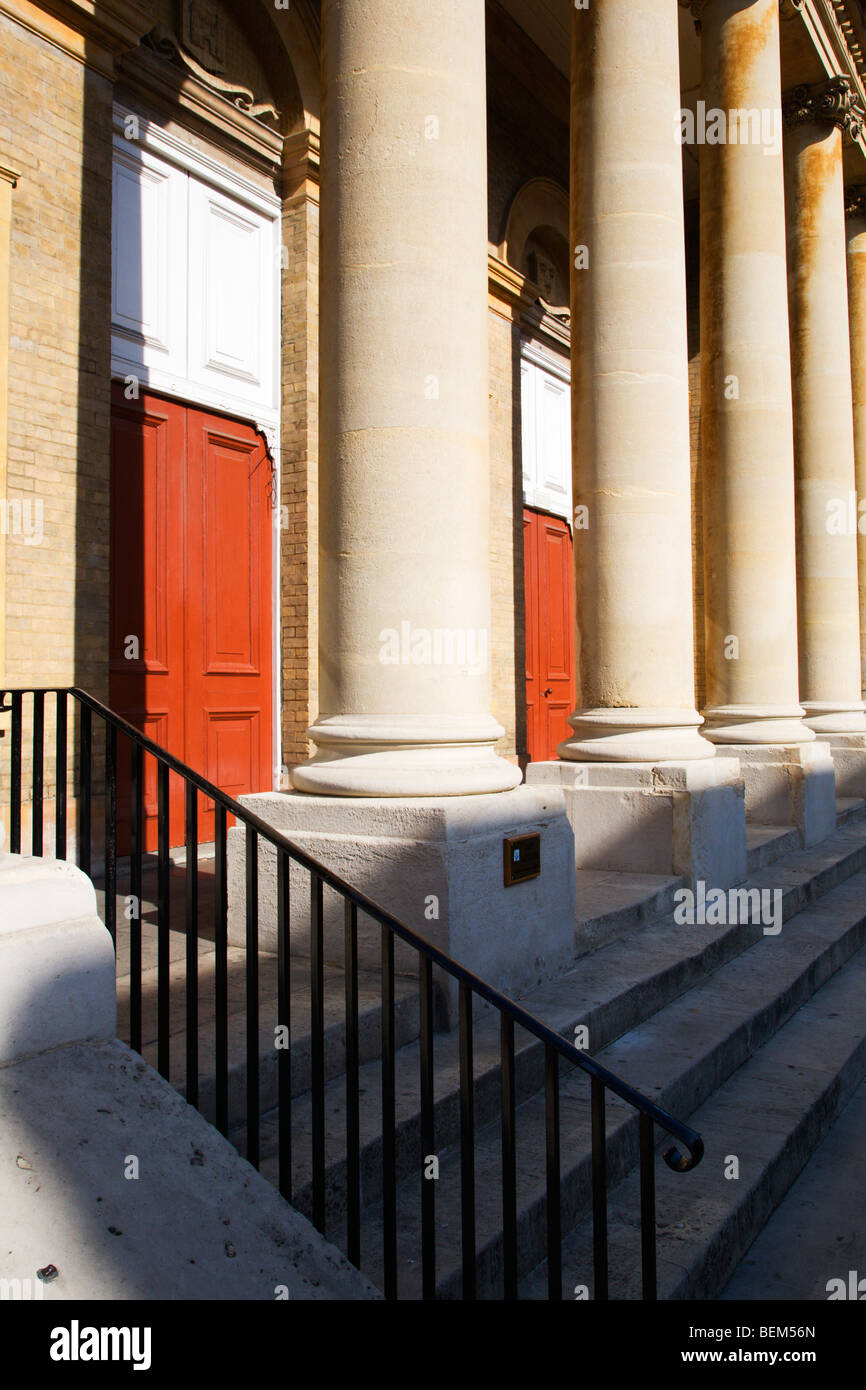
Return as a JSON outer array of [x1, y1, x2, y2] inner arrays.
[[279, 182, 319, 767], [0, 11, 114, 849], [488, 308, 522, 762]]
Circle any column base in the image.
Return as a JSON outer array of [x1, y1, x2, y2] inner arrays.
[[801, 701, 866, 736], [290, 715, 523, 797], [525, 758, 747, 888], [226, 786, 575, 1027], [714, 742, 837, 847], [557, 707, 715, 762], [701, 705, 814, 745]]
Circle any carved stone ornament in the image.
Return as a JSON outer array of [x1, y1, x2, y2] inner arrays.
[[182, 0, 226, 75], [143, 24, 280, 123], [783, 77, 865, 140]]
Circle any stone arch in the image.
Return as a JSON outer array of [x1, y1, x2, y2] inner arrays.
[[500, 177, 570, 306]]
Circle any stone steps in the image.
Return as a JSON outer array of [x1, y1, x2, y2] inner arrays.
[[344, 866, 866, 1297], [520, 945, 866, 1299], [243, 819, 866, 1205], [114, 805, 866, 1298]]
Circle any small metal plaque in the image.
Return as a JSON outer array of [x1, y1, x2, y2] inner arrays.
[[504, 832, 541, 886]]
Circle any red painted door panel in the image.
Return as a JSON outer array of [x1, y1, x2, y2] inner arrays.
[[110, 386, 273, 849], [523, 507, 575, 763]]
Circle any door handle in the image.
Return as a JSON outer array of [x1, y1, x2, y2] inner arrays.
[[543, 687, 553, 697]]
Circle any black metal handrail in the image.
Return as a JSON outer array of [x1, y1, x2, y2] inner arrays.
[[1, 686, 703, 1300]]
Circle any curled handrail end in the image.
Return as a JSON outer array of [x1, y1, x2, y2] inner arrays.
[[662, 1133, 704, 1173]]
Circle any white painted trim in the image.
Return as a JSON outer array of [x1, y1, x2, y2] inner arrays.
[[519, 338, 573, 523], [113, 104, 281, 217], [520, 335, 571, 384]]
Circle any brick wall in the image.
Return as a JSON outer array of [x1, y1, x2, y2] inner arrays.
[[279, 181, 319, 767], [0, 11, 114, 847]]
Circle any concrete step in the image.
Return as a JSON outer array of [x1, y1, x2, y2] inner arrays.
[[117, 938, 419, 1128], [243, 822, 866, 1221], [718, 1075, 866, 1300], [520, 943, 866, 1299], [272, 861, 866, 1294]]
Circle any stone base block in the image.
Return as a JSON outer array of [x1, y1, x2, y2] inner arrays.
[[0, 854, 115, 1064], [822, 734, 866, 801], [227, 787, 576, 1027], [715, 742, 837, 847], [525, 758, 747, 888]]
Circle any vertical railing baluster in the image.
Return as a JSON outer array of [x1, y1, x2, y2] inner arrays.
[[381, 924, 396, 1299], [640, 1113, 658, 1301], [419, 954, 435, 1300], [10, 690, 21, 853], [104, 722, 117, 945], [545, 1045, 562, 1300], [214, 805, 228, 1136], [129, 740, 143, 1054], [185, 782, 198, 1110], [78, 701, 91, 876], [245, 824, 260, 1169], [32, 690, 43, 856], [501, 1013, 517, 1301], [344, 899, 360, 1266], [459, 980, 476, 1300], [156, 762, 170, 1080], [310, 873, 325, 1232], [277, 848, 292, 1198], [591, 1076, 609, 1301], [55, 691, 67, 860]]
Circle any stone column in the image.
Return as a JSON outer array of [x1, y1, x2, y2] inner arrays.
[[562, 0, 709, 765], [290, 0, 520, 798], [846, 187, 866, 698], [697, 0, 835, 845], [230, 0, 575, 1012], [783, 80, 866, 798], [527, 0, 748, 890]]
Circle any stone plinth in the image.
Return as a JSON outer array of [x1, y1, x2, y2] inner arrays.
[[715, 742, 837, 846], [227, 786, 576, 1027], [526, 758, 747, 888]]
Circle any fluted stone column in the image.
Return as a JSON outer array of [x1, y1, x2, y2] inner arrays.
[[291, 0, 520, 797], [846, 188, 866, 698], [783, 81, 866, 798], [696, 0, 835, 844], [528, 0, 747, 889], [561, 0, 710, 765]]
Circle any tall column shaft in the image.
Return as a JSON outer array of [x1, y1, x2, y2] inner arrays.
[[563, 0, 711, 762], [699, 0, 810, 745], [293, 0, 520, 796], [846, 200, 866, 697], [785, 107, 866, 734]]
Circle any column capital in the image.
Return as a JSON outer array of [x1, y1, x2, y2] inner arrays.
[[783, 77, 865, 141]]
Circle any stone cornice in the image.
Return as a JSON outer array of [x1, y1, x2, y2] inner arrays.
[[783, 75, 865, 137], [487, 253, 571, 351], [282, 127, 320, 203], [116, 43, 284, 177], [0, 164, 20, 188], [0, 0, 152, 77]]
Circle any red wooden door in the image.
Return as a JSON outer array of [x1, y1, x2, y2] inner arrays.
[[110, 386, 273, 848], [523, 507, 575, 763]]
